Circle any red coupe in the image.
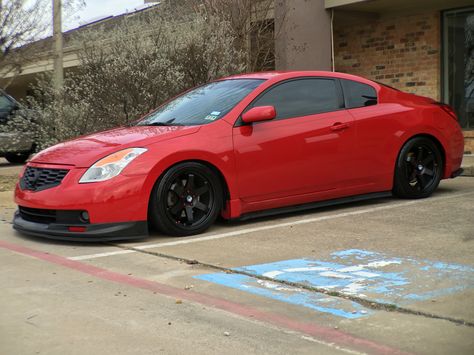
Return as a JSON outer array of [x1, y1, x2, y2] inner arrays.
[[13, 71, 464, 240]]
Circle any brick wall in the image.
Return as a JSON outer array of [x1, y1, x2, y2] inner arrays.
[[334, 12, 441, 100], [464, 131, 474, 154]]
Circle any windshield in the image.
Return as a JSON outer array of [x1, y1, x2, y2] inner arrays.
[[136, 79, 264, 126]]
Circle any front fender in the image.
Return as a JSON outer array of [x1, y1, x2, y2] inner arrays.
[[128, 123, 237, 218]]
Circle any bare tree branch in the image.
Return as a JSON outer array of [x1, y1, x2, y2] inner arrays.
[[0, 0, 84, 87]]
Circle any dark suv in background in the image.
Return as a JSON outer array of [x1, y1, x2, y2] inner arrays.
[[0, 90, 35, 164]]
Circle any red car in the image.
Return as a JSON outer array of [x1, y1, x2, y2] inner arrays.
[[13, 71, 464, 241]]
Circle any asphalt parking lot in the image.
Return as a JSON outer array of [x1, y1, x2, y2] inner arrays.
[[1, 160, 473, 355]]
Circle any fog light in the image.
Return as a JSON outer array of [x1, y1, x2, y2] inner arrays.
[[80, 211, 90, 222]]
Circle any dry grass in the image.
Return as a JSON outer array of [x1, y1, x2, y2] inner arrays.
[[0, 175, 18, 192]]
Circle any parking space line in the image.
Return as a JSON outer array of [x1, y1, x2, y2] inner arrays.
[[0, 239, 408, 355], [300, 335, 367, 355], [70, 191, 474, 261]]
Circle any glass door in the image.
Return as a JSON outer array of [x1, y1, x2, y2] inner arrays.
[[443, 7, 474, 129]]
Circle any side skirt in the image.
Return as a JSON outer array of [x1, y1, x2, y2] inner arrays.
[[450, 168, 464, 178], [234, 191, 393, 221]]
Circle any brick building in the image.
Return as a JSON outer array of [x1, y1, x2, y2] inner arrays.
[[275, 0, 474, 152]]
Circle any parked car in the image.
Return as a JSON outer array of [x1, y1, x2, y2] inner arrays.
[[13, 71, 464, 241], [0, 89, 35, 164]]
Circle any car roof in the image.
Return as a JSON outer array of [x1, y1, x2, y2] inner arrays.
[[221, 71, 378, 86], [222, 72, 286, 80]]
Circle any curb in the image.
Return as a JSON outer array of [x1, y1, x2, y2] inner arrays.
[[461, 166, 474, 177]]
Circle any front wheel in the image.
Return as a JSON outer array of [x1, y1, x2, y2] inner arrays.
[[5, 151, 31, 164], [393, 137, 443, 199], [149, 162, 223, 236]]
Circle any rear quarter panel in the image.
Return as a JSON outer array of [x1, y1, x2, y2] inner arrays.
[[351, 86, 463, 191], [383, 88, 464, 178]]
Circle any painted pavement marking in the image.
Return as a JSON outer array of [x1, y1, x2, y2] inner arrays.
[[69, 191, 474, 261], [0, 240, 407, 355], [195, 249, 474, 319]]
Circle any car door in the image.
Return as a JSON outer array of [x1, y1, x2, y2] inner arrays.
[[233, 77, 356, 203], [339, 79, 391, 189]]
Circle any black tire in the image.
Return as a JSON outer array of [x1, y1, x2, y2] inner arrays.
[[393, 137, 443, 199], [149, 162, 223, 236], [5, 151, 31, 164]]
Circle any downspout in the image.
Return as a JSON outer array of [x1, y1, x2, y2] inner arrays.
[[330, 8, 335, 72]]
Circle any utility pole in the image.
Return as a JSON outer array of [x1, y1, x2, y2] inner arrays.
[[53, 0, 63, 92]]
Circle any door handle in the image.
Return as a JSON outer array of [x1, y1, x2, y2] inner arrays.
[[330, 122, 350, 131]]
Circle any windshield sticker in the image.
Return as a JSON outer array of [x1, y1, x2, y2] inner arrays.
[[204, 111, 221, 121]]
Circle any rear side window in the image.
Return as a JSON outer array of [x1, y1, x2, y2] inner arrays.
[[249, 78, 342, 120], [341, 79, 377, 108], [0, 95, 14, 111], [0, 95, 14, 121]]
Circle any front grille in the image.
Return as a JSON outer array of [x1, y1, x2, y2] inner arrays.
[[19, 206, 57, 223], [20, 167, 69, 192]]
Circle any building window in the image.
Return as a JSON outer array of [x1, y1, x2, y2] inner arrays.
[[443, 7, 474, 130]]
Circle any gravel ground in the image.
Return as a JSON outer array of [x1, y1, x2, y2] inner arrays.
[[0, 176, 17, 192]]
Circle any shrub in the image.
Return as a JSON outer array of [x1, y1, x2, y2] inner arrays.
[[3, 8, 247, 151]]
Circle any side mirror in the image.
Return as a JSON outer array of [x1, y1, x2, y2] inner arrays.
[[242, 106, 276, 124]]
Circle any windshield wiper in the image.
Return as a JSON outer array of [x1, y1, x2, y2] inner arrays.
[[146, 122, 174, 126], [143, 118, 185, 127]]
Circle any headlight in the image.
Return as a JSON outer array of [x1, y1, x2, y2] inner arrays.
[[79, 148, 147, 183]]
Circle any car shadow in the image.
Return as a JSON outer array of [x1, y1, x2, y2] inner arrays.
[[0, 159, 24, 170], [11, 185, 464, 246], [11, 229, 129, 247]]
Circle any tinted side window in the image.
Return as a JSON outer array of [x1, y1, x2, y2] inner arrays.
[[341, 79, 377, 108], [0, 95, 14, 121], [0, 95, 14, 111], [250, 78, 341, 120]]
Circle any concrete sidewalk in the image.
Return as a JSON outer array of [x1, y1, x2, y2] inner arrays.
[[1, 178, 474, 355]]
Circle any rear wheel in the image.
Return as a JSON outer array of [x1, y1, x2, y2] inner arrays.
[[393, 137, 443, 199], [149, 162, 223, 236]]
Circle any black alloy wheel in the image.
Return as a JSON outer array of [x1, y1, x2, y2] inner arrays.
[[149, 162, 223, 236], [393, 137, 443, 199]]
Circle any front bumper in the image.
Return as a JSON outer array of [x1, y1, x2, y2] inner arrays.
[[15, 163, 151, 225], [13, 211, 148, 242]]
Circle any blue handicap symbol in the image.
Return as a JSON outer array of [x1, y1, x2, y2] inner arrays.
[[195, 249, 474, 319]]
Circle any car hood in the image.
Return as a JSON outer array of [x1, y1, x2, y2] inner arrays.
[[30, 125, 200, 167]]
